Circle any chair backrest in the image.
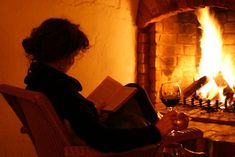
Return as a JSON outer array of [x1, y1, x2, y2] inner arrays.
[[0, 84, 72, 157]]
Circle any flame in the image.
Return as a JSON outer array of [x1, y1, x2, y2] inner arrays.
[[196, 7, 222, 77], [195, 7, 235, 103]]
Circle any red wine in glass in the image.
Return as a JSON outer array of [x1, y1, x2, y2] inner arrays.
[[160, 81, 181, 111], [160, 97, 180, 108]]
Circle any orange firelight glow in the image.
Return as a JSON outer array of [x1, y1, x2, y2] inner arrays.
[[195, 7, 235, 103]]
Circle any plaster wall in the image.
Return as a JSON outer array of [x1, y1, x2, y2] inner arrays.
[[0, 0, 139, 156]]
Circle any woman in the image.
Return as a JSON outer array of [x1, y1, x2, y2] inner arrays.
[[22, 18, 177, 152]]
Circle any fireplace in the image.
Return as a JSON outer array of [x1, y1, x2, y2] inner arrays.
[[136, 3, 235, 156], [136, 0, 235, 110]]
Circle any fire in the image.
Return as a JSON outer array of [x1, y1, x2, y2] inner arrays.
[[195, 7, 235, 104], [196, 7, 222, 77]]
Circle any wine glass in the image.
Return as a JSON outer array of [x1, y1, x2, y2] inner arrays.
[[160, 81, 181, 111], [160, 82, 189, 133]]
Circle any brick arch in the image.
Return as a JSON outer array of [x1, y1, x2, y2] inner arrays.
[[137, 0, 235, 29], [136, 0, 235, 105]]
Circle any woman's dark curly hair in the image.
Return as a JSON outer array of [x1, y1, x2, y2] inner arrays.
[[22, 18, 89, 63]]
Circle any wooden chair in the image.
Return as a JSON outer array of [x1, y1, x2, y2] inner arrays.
[[0, 84, 207, 157]]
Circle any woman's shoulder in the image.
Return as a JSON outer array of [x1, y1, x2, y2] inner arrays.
[[25, 62, 83, 92]]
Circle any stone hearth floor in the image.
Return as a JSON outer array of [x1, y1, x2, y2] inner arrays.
[[176, 104, 235, 143], [157, 103, 235, 143], [157, 103, 235, 157]]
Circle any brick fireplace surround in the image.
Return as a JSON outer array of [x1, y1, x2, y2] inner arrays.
[[136, 1, 235, 157]]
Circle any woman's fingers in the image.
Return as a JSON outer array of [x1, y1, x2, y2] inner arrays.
[[155, 111, 178, 136]]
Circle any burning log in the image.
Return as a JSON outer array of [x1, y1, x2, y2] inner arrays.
[[183, 76, 209, 98], [214, 71, 234, 100], [214, 71, 228, 87], [223, 86, 234, 100], [207, 90, 219, 101]]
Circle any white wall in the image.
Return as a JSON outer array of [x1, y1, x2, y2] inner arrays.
[[0, 0, 139, 156]]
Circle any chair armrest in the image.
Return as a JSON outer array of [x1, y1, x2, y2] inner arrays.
[[64, 146, 105, 157], [163, 127, 203, 144], [184, 148, 208, 157], [64, 128, 205, 157], [64, 144, 161, 157], [160, 143, 208, 157]]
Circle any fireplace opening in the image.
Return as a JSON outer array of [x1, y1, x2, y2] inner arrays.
[[136, 6, 235, 112], [154, 7, 235, 112], [136, 5, 235, 114]]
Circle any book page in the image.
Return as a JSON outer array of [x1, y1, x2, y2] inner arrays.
[[87, 76, 123, 109], [103, 86, 137, 111], [87, 76, 137, 112]]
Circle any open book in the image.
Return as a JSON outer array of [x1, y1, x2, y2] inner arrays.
[[87, 76, 137, 112]]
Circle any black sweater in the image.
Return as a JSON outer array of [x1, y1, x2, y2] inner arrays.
[[24, 62, 161, 152]]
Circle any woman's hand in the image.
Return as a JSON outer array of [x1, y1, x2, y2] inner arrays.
[[155, 110, 177, 137]]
